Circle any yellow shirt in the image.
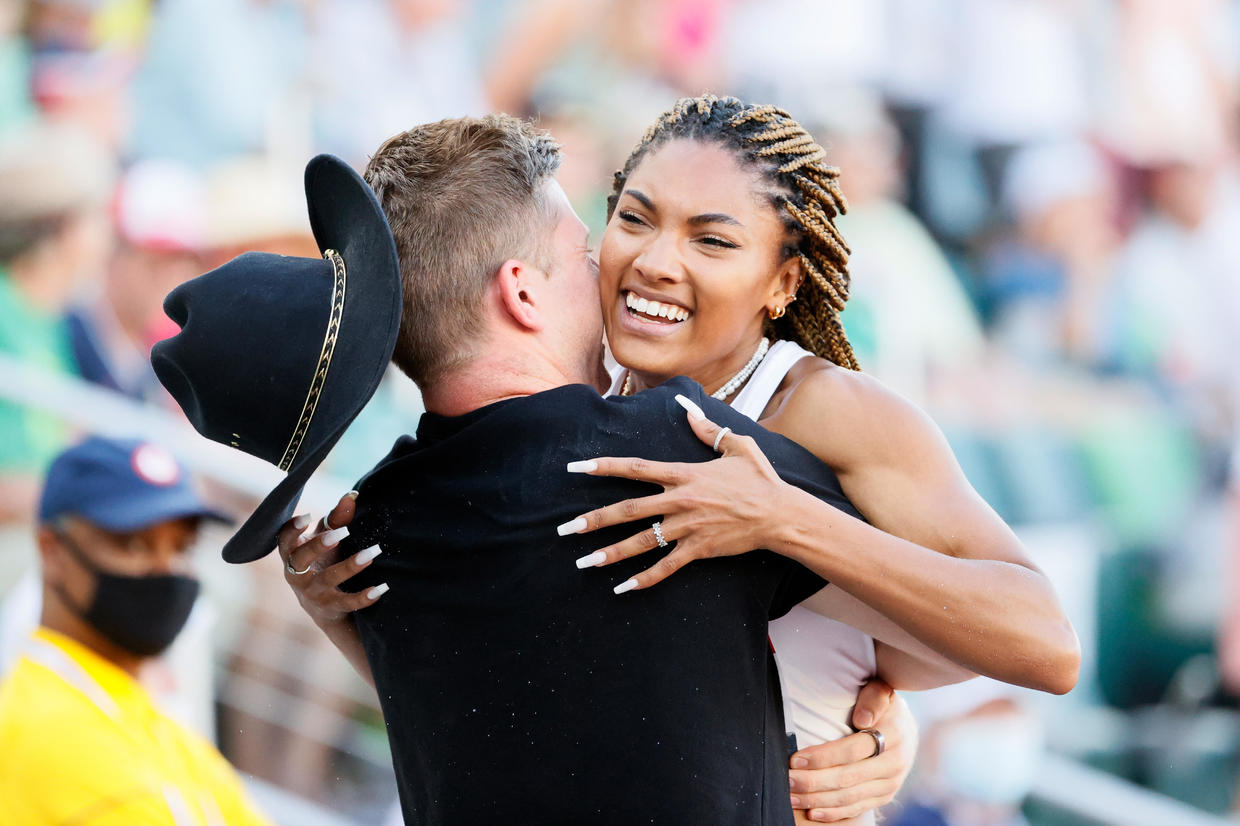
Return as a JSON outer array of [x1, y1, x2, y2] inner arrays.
[[0, 628, 273, 825]]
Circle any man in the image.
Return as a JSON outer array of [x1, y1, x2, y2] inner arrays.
[[0, 436, 272, 825], [269, 117, 909, 824]]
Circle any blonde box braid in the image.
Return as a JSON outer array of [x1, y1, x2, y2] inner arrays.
[[607, 95, 859, 370]]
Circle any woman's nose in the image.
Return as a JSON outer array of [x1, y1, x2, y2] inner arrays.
[[633, 233, 683, 283]]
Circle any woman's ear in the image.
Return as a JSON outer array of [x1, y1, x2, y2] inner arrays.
[[769, 255, 804, 312], [494, 258, 545, 332]]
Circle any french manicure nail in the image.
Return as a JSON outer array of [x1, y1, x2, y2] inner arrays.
[[345, 490, 359, 500], [367, 583, 389, 600], [789, 796, 802, 808], [790, 756, 808, 769], [566, 460, 597, 473], [613, 578, 638, 595], [321, 526, 349, 548], [355, 544, 382, 565], [674, 394, 705, 420], [556, 517, 587, 536], [292, 513, 312, 531], [575, 551, 606, 569]]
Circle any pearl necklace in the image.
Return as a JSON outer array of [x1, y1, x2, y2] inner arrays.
[[621, 337, 771, 400]]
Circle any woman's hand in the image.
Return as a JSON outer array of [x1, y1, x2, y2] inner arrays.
[[559, 394, 809, 592], [277, 491, 387, 628], [276, 491, 382, 686], [789, 678, 918, 822]]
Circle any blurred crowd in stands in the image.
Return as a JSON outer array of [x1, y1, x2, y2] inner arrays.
[[1, 0, 1239, 822]]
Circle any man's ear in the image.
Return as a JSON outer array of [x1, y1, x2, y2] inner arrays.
[[495, 258, 545, 332], [36, 525, 66, 583]]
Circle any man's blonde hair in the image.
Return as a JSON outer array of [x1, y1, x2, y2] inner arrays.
[[365, 115, 562, 386]]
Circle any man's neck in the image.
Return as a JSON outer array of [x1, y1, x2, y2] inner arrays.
[[420, 347, 583, 418]]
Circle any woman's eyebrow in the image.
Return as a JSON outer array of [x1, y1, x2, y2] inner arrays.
[[621, 189, 655, 211], [624, 186, 739, 225], [688, 212, 743, 228]]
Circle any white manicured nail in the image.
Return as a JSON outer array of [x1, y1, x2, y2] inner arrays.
[[557, 517, 587, 536], [566, 460, 597, 473], [576, 551, 606, 569], [355, 544, 382, 565], [292, 513, 312, 531], [366, 583, 389, 600], [345, 490, 359, 499], [321, 526, 349, 548], [674, 394, 705, 421], [613, 578, 639, 595]]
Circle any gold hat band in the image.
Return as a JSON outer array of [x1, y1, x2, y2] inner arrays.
[[277, 248, 347, 471]]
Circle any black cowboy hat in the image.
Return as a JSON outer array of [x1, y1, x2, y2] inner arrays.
[[152, 154, 402, 563]]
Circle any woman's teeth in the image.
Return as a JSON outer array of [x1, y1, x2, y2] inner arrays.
[[625, 291, 691, 323]]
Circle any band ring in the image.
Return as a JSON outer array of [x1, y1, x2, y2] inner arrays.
[[858, 728, 885, 758], [712, 427, 731, 453], [652, 520, 669, 548], [286, 558, 313, 576]]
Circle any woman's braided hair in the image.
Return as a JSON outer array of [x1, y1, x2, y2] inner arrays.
[[607, 95, 859, 370]]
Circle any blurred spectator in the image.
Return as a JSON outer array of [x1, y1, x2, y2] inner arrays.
[[0, 0, 34, 135], [67, 158, 207, 404], [0, 120, 113, 521], [982, 140, 1122, 369], [1094, 0, 1238, 170], [821, 93, 985, 401], [1111, 156, 1240, 439], [893, 681, 1045, 826], [0, 435, 271, 824], [309, 0, 489, 166], [129, 0, 308, 167]]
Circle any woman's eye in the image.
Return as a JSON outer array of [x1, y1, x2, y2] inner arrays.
[[700, 236, 738, 249], [618, 210, 644, 226]]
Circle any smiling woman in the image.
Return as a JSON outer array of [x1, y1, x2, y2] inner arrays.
[[573, 95, 1080, 821]]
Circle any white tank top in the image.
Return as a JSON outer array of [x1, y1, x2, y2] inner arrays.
[[609, 341, 877, 746], [724, 341, 877, 749]]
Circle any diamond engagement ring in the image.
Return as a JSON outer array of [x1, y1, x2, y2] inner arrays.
[[286, 559, 313, 576], [652, 520, 669, 548]]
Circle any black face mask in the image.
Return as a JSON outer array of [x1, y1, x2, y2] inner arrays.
[[53, 528, 200, 658]]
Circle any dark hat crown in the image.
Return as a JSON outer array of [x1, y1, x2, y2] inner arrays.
[[152, 251, 341, 469]]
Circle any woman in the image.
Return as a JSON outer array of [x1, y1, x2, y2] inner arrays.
[[286, 95, 1079, 823]]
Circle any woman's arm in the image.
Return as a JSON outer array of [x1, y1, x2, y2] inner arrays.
[[800, 585, 975, 691], [766, 367, 1079, 694], [564, 383, 1080, 695], [276, 494, 380, 687]]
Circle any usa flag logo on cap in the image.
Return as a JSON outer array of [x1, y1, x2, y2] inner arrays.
[[130, 443, 181, 486]]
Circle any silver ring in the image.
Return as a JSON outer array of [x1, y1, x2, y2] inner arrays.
[[652, 520, 669, 548], [857, 728, 885, 758], [286, 558, 313, 576], [323, 512, 337, 531], [712, 427, 731, 453]]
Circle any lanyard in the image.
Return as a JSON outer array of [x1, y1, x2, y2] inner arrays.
[[22, 636, 224, 826]]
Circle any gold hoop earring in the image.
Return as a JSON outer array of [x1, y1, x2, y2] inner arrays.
[[768, 305, 786, 320]]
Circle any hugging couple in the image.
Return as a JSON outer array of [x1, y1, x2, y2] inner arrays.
[[155, 94, 1078, 825]]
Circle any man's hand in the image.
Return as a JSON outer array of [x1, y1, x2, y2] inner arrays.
[[277, 491, 386, 628], [788, 678, 918, 822]]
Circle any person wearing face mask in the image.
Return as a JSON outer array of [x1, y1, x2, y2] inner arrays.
[[0, 435, 273, 825], [891, 682, 1045, 826]]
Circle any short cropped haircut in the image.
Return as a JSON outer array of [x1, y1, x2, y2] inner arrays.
[[364, 115, 562, 386]]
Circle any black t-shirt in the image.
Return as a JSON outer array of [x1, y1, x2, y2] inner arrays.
[[342, 377, 863, 826]]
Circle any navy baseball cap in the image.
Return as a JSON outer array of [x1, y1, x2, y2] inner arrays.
[[39, 436, 230, 532]]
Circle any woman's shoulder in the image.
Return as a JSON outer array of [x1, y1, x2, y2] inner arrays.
[[764, 359, 934, 469]]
